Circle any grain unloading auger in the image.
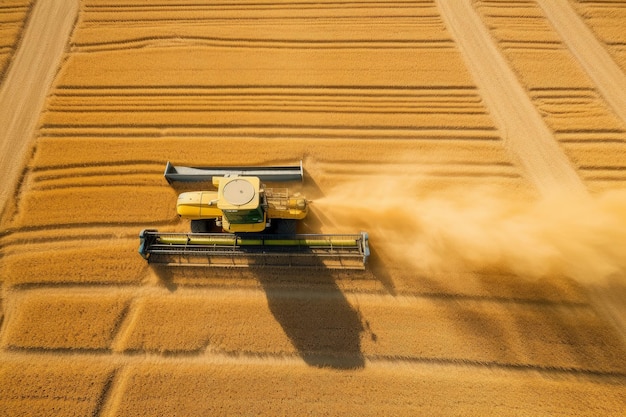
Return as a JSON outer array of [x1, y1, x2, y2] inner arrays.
[[138, 162, 370, 269]]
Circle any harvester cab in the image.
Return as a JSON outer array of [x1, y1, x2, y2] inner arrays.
[[138, 162, 370, 269], [177, 175, 308, 234], [216, 176, 267, 233]]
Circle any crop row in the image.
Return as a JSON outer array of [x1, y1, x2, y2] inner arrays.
[[2, 289, 625, 372], [0, 1, 31, 80], [2, 353, 624, 417], [30, 136, 518, 169], [1, 238, 147, 286], [76, 0, 442, 31], [0, 359, 114, 417]]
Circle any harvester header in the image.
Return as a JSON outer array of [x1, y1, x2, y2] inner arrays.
[[139, 230, 370, 269], [139, 161, 370, 269]]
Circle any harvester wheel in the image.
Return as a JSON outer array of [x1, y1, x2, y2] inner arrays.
[[274, 219, 297, 235], [191, 219, 212, 233]]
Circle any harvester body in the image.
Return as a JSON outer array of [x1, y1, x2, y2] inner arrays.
[[138, 162, 369, 269], [176, 176, 308, 234]]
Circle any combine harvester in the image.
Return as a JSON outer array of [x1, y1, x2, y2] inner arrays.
[[139, 162, 370, 269]]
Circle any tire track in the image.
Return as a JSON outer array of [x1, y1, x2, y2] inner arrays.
[[436, 0, 586, 196], [0, 0, 79, 222], [3, 343, 626, 382]]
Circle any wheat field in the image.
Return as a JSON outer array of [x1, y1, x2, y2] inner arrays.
[[0, 0, 31, 81], [1, 0, 626, 415]]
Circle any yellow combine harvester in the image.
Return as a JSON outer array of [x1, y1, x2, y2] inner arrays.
[[139, 162, 370, 269]]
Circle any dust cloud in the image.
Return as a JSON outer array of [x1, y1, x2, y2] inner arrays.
[[312, 178, 626, 284]]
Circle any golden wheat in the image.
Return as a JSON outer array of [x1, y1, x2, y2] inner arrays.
[[531, 90, 626, 133], [357, 296, 626, 371], [4, 293, 129, 350], [0, 1, 31, 80], [120, 293, 294, 354], [571, 1, 626, 70], [110, 361, 626, 416], [2, 240, 147, 286], [13, 186, 177, 227], [1, 0, 625, 415], [33, 137, 514, 167], [0, 359, 115, 417]]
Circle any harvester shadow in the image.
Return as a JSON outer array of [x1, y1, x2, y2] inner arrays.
[[255, 175, 370, 369], [254, 265, 366, 370], [150, 262, 368, 370], [152, 175, 371, 368]]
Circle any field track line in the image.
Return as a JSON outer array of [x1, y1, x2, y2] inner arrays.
[[0, 0, 79, 219], [3, 350, 626, 383], [436, 0, 586, 197], [539, 0, 626, 127], [3, 284, 589, 307]]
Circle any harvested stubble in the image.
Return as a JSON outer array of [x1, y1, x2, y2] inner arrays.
[[3, 293, 129, 350], [2, 239, 147, 286], [0, 359, 115, 417]]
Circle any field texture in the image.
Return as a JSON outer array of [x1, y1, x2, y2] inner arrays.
[[0, 0, 31, 81], [1, 0, 626, 415]]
